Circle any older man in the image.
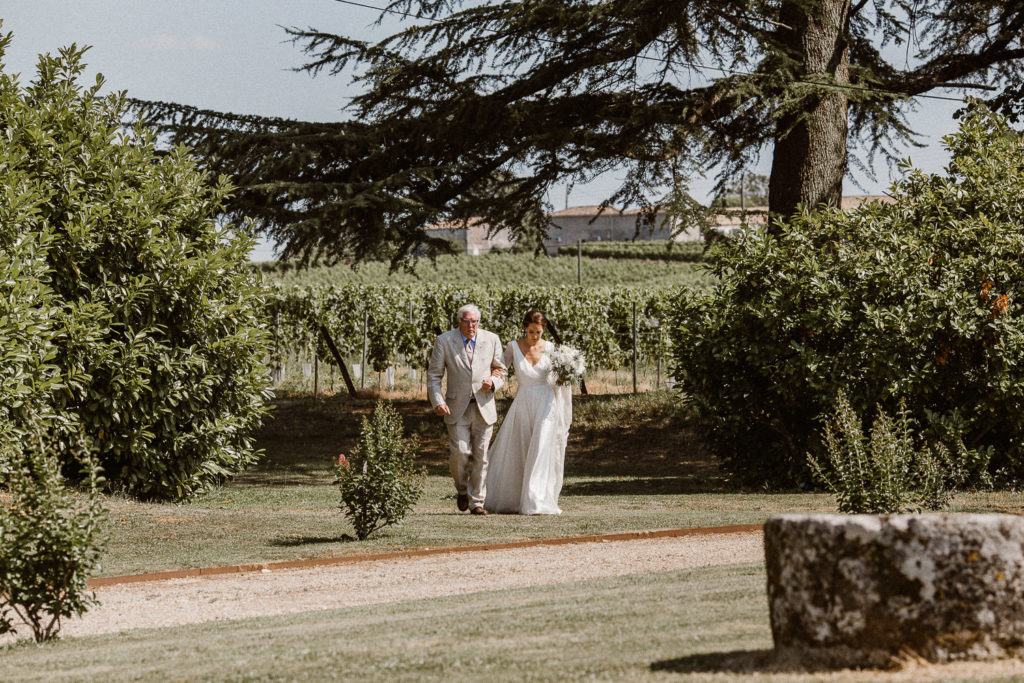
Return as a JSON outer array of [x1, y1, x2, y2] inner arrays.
[[427, 304, 506, 515]]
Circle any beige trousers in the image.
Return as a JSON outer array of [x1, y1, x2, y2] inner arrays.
[[446, 401, 494, 508]]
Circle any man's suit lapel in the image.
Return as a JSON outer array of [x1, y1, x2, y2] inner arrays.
[[468, 333, 486, 372], [468, 335, 480, 371], [452, 331, 471, 371]]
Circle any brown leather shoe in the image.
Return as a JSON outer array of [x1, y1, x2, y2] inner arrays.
[[470, 506, 489, 516], [457, 494, 469, 512]]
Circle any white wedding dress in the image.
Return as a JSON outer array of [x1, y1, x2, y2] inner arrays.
[[484, 340, 573, 514]]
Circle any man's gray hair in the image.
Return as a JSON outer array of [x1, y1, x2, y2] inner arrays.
[[457, 304, 481, 322]]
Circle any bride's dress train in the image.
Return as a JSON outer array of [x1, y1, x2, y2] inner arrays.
[[484, 340, 572, 514]]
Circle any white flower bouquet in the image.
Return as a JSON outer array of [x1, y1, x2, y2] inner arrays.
[[548, 344, 586, 385]]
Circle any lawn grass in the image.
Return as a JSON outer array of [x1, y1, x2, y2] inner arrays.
[[5, 560, 1016, 681], [96, 392, 832, 576], [8, 393, 1024, 681], [1, 563, 774, 681], [95, 391, 1024, 577], [99, 477, 826, 576]]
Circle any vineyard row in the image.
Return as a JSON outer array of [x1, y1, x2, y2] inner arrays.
[[264, 283, 689, 372], [560, 240, 705, 262]]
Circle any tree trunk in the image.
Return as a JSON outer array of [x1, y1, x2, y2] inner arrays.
[[768, 0, 851, 226]]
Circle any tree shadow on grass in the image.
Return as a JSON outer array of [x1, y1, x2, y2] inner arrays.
[[253, 393, 731, 492], [562, 476, 730, 496], [650, 649, 789, 675], [650, 649, 870, 676], [422, 461, 452, 477], [231, 461, 332, 488], [250, 396, 450, 485], [270, 534, 354, 547], [651, 649, 774, 674], [561, 393, 726, 488]]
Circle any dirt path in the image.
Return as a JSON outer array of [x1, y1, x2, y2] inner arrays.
[[48, 530, 763, 639]]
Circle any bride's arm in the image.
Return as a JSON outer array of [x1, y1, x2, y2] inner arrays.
[[487, 333, 507, 392], [491, 341, 515, 391], [502, 341, 515, 371]]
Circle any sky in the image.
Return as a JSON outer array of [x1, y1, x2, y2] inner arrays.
[[2, 1, 969, 260]]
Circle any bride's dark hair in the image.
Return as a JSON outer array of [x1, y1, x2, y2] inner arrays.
[[523, 309, 548, 328]]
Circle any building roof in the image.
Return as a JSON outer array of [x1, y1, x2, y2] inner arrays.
[[621, 207, 664, 215], [708, 207, 769, 227], [707, 195, 895, 227], [422, 216, 488, 232], [840, 194, 895, 209], [425, 195, 896, 230], [549, 205, 622, 217]]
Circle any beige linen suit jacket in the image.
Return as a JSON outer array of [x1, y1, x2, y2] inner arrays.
[[427, 329, 506, 425]]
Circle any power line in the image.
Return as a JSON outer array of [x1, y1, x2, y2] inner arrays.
[[331, 0, 973, 104]]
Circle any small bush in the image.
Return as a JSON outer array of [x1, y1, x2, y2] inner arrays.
[[336, 401, 424, 540], [808, 392, 973, 513], [0, 430, 105, 642], [669, 103, 1024, 486]]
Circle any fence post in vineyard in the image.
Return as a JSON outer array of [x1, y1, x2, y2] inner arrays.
[[655, 320, 662, 389], [361, 308, 368, 390], [577, 239, 582, 285], [314, 355, 319, 396], [408, 300, 414, 387], [632, 301, 638, 394], [545, 319, 587, 395], [319, 325, 357, 396], [429, 324, 443, 389]]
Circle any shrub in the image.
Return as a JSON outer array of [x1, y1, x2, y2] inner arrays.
[[0, 52, 105, 642], [669, 103, 1024, 486], [0, 37, 272, 499], [336, 401, 424, 540], [0, 430, 105, 643], [0, 230, 64, 446], [808, 392, 971, 513]]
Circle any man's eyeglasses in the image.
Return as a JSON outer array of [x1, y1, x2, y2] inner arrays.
[[460, 318, 480, 325]]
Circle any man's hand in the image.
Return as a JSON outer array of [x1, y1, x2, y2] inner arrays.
[[434, 403, 451, 416], [484, 367, 503, 391]]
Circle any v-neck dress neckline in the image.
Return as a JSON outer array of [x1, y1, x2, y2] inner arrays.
[[516, 339, 547, 369]]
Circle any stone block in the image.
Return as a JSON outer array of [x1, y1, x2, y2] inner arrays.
[[765, 513, 1024, 667]]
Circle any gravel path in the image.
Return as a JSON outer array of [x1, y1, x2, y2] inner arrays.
[[49, 530, 763, 640]]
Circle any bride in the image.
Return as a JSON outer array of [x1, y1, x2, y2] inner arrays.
[[484, 310, 573, 514]]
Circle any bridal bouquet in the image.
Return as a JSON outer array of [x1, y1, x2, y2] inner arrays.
[[548, 344, 586, 385]]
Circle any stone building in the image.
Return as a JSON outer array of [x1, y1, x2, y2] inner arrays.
[[422, 217, 516, 255], [543, 205, 701, 253], [706, 194, 894, 236], [424, 195, 895, 254]]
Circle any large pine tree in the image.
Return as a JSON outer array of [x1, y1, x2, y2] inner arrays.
[[139, 0, 1024, 263]]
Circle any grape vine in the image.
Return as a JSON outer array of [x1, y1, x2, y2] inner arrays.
[[264, 283, 683, 372], [560, 240, 705, 262]]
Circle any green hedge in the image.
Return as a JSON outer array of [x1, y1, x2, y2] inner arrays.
[[1, 42, 272, 500], [670, 104, 1024, 486]]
